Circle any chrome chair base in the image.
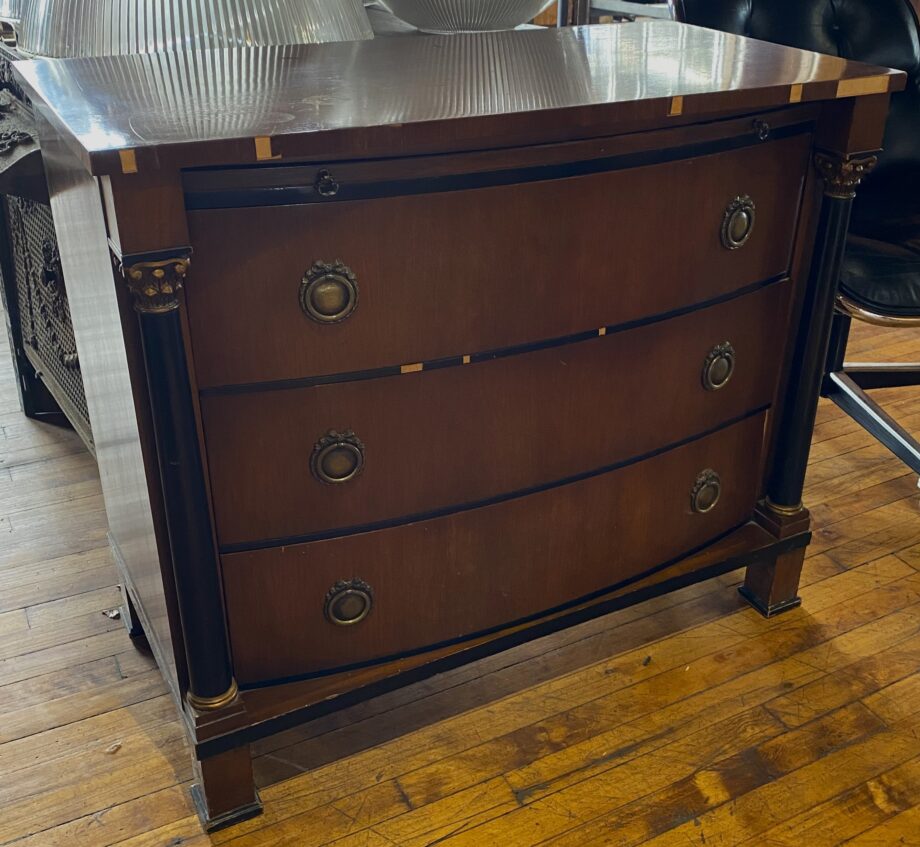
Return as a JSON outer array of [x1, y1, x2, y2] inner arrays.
[[822, 311, 920, 476], [823, 370, 920, 474]]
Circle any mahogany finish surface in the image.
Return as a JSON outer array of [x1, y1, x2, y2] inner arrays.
[[14, 20, 900, 830], [203, 283, 788, 547], [222, 413, 767, 683], [187, 133, 809, 388], [12, 21, 904, 175]]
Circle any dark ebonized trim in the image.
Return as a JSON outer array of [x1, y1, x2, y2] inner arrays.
[[190, 785, 263, 833], [183, 121, 812, 210], [197, 528, 809, 759], [219, 405, 770, 555], [200, 275, 788, 399], [737, 586, 802, 618], [134, 305, 235, 702], [767, 177, 855, 509]]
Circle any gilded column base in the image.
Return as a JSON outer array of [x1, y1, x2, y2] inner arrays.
[[763, 497, 804, 517], [187, 679, 239, 712]]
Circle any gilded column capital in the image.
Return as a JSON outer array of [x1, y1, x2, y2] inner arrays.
[[115, 254, 191, 314], [813, 151, 879, 200]]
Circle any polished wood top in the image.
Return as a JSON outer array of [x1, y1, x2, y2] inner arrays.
[[14, 20, 905, 175]]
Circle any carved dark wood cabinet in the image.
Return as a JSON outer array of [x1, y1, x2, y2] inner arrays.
[[0, 44, 93, 451], [12, 21, 901, 829]]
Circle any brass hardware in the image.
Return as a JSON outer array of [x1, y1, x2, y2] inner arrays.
[[300, 261, 359, 324], [721, 196, 756, 250], [702, 342, 736, 391], [789, 83, 804, 103], [813, 151, 879, 200], [752, 119, 770, 141], [186, 678, 239, 712], [668, 95, 684, 117], [691, 469, 722, 514], [400, 363, 424, 374], [315, 169, 340, 197], [117, 256, 191, 314], [765, 496, 804, 517], [311, 430, 365, 484], [325, 579, 374, 626]]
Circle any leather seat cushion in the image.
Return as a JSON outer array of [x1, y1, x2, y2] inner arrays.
[[842, 234, 920, 317], [850, 165, 920, 253]]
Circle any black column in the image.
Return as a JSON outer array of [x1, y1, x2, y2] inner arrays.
[[118, 251, 238, 711], [765, 151, 878, 514]]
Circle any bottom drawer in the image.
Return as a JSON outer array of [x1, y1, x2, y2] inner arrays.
[[223, 412, 767, 684]]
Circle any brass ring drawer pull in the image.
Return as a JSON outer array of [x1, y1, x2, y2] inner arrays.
[[315, 169, 340, 198], [300, 260, 359, 324], [702, 342, 736, 391], [325, 579, 373, 626], [311, 430, 365, 484], [721, 195, 756, 250], [691, 469, 722, 514]]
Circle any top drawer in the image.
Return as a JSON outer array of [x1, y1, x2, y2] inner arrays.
[[185, 131, 811, 389]]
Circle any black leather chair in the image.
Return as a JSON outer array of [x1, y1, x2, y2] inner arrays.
[[677, 0, 920, 474]]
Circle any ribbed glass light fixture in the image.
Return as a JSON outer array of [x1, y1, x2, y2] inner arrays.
[[379, 0, 553, 33], [16, 0, 373, 57]]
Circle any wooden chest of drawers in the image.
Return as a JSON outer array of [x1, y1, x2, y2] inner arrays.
[[14, 20, 902, 830]]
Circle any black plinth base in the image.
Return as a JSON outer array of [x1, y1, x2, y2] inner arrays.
[[190, 784, 263, 833], [738, 586, 802, 618]]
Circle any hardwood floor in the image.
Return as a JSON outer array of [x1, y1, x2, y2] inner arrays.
[[2, 312, 920, 846]]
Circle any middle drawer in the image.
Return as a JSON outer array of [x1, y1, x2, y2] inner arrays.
[[201, 282, 788, 548]]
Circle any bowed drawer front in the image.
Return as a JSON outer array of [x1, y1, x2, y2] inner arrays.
[[202, 281, 789, 547], [184, 130, 811, 389], [221, 412, 767, 683]]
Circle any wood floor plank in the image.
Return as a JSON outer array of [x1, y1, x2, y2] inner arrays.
[[840, 804, 920, 845], [25, 585, 122, 628], [7, 785, 197, 847], [0, 696, 177, 788], [525, 702, 888, 847], [0, 608, 28, 637], [643, 730, 920, 847], [745, 756, 920, 846], [0, 669, 167, 744]]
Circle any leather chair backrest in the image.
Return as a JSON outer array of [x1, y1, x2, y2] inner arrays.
[[678, 0, 920, 227]]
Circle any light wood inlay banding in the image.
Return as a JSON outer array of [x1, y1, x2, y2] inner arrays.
[[119, 150, 138, 174], [254, 136, 281, 161], [836, 77, 890, 98]]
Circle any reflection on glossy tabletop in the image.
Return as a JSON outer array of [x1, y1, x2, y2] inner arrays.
[[12, 20, 904, 171]]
